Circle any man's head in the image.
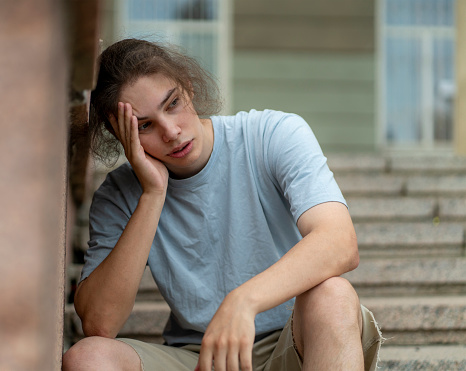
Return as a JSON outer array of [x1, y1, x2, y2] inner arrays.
[[89, 38, 221, 165]]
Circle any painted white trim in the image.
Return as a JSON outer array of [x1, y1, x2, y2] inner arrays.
[[126, 20, 222, 33], [375, 0, 387, 149], [421, 30, 435, 145]]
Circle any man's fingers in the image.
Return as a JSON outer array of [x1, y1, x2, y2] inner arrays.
[[239, 338, 253, 371], [117, 102, 125, 141], [123, 103, 133, 148], [129, 115, 140, 149], [213, 344, 227, 371], [226, 346, 240, 371], [197, 344, 213, 371], [113, 102, 140, 160]]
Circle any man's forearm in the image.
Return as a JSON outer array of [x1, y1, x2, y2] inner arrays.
[[74, 192, 165, 338], [233, 202, 358, 316]]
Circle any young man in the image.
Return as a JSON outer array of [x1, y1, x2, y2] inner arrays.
[[62, 39, 382, 371]]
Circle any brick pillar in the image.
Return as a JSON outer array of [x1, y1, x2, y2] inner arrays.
[[0, 0, 68, 370]]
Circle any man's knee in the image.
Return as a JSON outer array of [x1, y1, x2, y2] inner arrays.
[[63, 337, 106, 370], [62, 336, 139, 371], [292, 277, 362, 359], [295, 277, 361, 327]]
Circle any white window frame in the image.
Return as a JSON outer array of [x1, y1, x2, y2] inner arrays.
[[376, 0, 456, 150]]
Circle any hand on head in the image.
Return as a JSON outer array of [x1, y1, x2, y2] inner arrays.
[[109, 102, 168, 195]]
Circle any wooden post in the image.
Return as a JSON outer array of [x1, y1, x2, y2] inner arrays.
[[0, 0, 68, 370], [455, 0, 466, 154]]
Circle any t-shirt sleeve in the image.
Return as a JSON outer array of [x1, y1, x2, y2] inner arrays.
[[264, 111, 346, 223], [79, 165, 140, 283]]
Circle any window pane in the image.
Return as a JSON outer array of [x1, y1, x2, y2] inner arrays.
[[385, 0, 454, 27], [180, 32, 218, 75], [129, 0, 217, 21], [385, 37, 422, 142], [433, 38, 455, 140]]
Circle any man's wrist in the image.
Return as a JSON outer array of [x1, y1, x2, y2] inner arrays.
[[229, 284, 262, 316]]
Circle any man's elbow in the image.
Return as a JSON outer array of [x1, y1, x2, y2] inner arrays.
[[334, 228, 359, 273], [344, 230, 359, 272], [81, 317, 118, 339]]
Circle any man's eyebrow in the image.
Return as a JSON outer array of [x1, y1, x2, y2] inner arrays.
[[135, 87, 177, 121], [160, 88, 176, 108]]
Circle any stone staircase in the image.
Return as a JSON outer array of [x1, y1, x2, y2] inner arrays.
[[65, 153, 466, 370], [331, 154, 466, 370]]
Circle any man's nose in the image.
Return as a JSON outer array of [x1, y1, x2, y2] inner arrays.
[[161, 122, 181, 143]]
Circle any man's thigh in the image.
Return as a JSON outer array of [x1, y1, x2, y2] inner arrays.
[[117, 339, 199, 371], [117, 305, 381, 371]]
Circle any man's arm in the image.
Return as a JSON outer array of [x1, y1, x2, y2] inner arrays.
[[196, 201, 358, 371], [74, 192, 165, 338], [75, 102, 169, 339]]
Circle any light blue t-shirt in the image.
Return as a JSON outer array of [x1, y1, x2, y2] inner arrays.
[[81, 109, 346, 345]]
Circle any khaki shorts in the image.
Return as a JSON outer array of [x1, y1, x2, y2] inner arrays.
[[118, 305, 382, 371]]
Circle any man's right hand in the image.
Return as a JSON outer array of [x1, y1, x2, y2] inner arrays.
[[109, 102, 168, 196]]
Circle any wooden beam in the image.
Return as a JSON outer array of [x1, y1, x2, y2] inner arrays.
[[69, 0, 102, 91], [69, 102, 92, 206], [68, 0, 103, 207]]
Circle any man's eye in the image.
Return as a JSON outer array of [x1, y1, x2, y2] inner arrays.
[[138, 122, 151, 131], [169, 98, 179, 108]]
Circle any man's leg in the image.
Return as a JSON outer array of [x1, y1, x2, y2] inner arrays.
[[292, 277, 364, 371], [62, 336, 142, 371]]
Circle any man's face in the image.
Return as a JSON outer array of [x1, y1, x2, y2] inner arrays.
[[119, 74, 213, 178]]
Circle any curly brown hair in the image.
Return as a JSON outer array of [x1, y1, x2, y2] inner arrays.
[[89, 38, 222, 166]]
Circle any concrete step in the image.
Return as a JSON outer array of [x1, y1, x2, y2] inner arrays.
[[343, 257, 466, 297], [362, 295, 466, 346], [336, 174, 405, 197], [327, 154, 387, 174], [337, 174, 466, 198], [348, 196, 466, 223], [440, 197, 466, 221], [407, 175, 466, 197], [378, 345, 466, 370], [328, 154, 466, 176], [347, 197, 436, 223], [390, 156, 466, 175], [354, 222, 465, 257]]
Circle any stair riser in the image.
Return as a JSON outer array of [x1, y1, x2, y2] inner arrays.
[[354, 285, 466, 297], [358, 246, 464, 258], [381, 330, 466, 346], [378, 360, 466, 371]]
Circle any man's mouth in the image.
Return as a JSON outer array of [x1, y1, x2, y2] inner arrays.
[[169, 140, 193, 158]]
